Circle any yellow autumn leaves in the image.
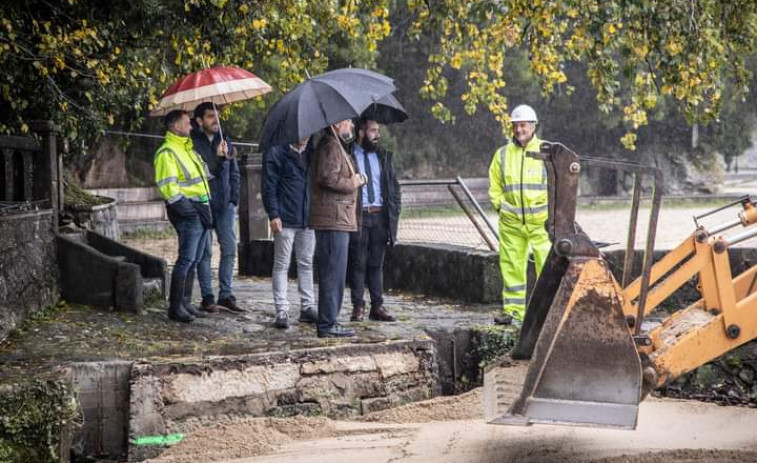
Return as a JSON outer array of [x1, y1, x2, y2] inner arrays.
[[409, 0, 755, 151]]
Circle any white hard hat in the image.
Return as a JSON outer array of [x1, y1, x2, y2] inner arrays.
[[510, 104, 538, 123]]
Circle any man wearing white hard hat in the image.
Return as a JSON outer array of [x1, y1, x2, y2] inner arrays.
[[487, 104, 551, 325]]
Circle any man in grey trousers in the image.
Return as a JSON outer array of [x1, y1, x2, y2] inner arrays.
[[262, 136, 319, 329]]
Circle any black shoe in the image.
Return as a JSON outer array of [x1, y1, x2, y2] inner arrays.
[[184, 304, 207, 318], [218, 297, 245, 313], [274, 311, 290, 329], [494, 314, 513, 326], [317, 324, 356, 338], [350, 304, 365, 322], [168, 305, 195, 323], [369, 306, 396, 322], [298, 307, 318, 324], [200, 299, 223, 313]]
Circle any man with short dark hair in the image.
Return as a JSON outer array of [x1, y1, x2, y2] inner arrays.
[[154, 109, 213, 322], [348, 117, 401, 323], [191, 102, 244, 314]]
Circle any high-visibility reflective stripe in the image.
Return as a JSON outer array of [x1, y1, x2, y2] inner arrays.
[[503, 183, 547, 192], [504, 283, 527, 292], [158, 148, 193, 181], [166, 193, 184, 204], [157, 176, 177, 187], [503, 297, 526, 305], [500, 201, 548, 216], [178, 177, 204, 187], [499, 146, 506, 192], [500, 202, 520, 213], [529, 204, 548, 214]]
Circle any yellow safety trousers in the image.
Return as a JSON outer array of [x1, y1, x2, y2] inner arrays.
[[498, 221, 551, 320], [488, 135, 551, 320]]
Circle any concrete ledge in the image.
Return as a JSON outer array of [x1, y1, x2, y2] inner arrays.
[[57, 231, 167, 312], [384, 242, 504, 303], [240, 240, 506, 303], [127, 340, 438, 461]]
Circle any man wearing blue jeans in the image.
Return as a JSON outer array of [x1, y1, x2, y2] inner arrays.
[[191, 102, 244, 314], [262, 137, 319, 329], [154, 110, 213, 323]]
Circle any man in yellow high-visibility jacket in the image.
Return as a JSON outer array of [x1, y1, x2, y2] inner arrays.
[[154, 109, 213, 323], [488, 104, 551, 325]]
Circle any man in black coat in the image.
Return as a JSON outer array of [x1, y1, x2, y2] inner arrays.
[[348, 117, 402, 322], [191, 102, 244, 314]]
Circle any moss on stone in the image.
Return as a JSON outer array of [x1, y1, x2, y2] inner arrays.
[[466, 325, 517, 386], [0, 377, 80, 463]]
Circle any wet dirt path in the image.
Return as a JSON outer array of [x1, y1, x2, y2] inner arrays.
[[148, 363, 757, 463], [222, 399, 757, 463]]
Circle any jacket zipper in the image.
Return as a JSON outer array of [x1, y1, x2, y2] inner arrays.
[[520, 146, 526, 225]]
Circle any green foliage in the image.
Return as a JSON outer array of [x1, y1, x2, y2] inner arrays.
[[0, 379, 81, 463], [0, 0, 392, 158], [409, 0, 757, 150]]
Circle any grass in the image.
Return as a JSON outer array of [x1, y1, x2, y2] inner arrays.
[[121, 226, 176, 240], [400, 205, 467, 219]]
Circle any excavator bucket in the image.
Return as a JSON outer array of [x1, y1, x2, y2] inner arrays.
[[484, 257, 642, 429]]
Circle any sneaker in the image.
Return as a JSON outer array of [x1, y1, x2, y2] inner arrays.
[[218, 297, 245, 313], [298, 307, 319, 324], [368, 306, 396, 322], [274, 311, 290, 329]]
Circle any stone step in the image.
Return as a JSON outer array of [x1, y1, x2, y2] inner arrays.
[[86, 187, 160, 203], [116, 201, 166, 222]]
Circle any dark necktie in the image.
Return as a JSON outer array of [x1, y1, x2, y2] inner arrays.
[[364, 151, 375, 204]]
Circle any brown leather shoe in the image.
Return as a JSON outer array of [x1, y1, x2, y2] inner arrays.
[[369, 306, 396, 322], [350, 304, 365, 322], [218, 297, 245, 313], [200, 299, 223, 313]]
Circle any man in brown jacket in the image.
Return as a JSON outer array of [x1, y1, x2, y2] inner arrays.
[[310, 118, 367, 338]]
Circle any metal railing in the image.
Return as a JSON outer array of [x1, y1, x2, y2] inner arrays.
[[397, 178, 498, 251]]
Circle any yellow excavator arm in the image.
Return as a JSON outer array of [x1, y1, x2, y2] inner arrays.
[[484, 142, 757, 430]]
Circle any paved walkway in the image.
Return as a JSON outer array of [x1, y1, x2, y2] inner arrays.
[[0, 276, 502, 377]]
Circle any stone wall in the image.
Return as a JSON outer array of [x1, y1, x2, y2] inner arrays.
[[127, 340, 438, 461], [0, 211, 58, 342]]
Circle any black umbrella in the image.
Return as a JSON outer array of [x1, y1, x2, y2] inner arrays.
[[259, 68, 396, 151], [361, 93, 408, 124]]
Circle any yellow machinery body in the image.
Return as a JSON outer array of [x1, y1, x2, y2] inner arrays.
[[484, 142, 757, 430]]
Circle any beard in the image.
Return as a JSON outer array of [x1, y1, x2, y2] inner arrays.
[[361, 137, 379, 152]]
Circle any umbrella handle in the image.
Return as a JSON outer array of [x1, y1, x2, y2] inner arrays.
[[329, 125, 355, 176], [211, 101, 229, 158]]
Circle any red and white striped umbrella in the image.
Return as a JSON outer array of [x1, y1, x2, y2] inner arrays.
[[149, 66, 272, 116]]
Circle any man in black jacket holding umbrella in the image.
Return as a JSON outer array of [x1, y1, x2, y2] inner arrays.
[[191, 102, 244, 314], [348, 117, 402, 322]]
